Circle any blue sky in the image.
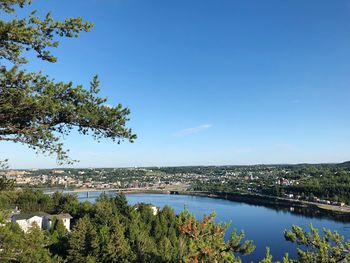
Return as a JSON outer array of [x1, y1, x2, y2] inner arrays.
[[1, 0, 350, 168]]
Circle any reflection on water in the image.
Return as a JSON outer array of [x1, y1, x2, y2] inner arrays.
[[75, 191, 350, 262]]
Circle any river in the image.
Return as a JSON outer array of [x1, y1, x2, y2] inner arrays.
[[75, 191, 350, 262]]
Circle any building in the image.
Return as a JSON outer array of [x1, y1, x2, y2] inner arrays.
[[11, 212, 72, 232], [11, 212, 49, 232], [149, 205, 159, 215], [44, 213, 73, 231], [5, 170, 28, 177], [51, 170, 65, 174], [134, 203, 159, 216]]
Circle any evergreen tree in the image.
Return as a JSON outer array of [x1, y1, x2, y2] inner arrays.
[[284, 224, 350, 263], [93, 194, 115, 225], [178, 210, 255, 263], [48, 217, 68, 258], [0, 222, 57, 263], [0, 177, 14, 191], [0, 0, 136, 164], [126, 208, 157, 262], [102, 217, 134, 263], [18, 224, 53, 263], [0, 223, 23, 262], [67, 216, 99, 263], [114, 193, 130, 217]]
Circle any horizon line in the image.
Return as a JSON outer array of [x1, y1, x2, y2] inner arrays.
[[2, 161, 349, 170]]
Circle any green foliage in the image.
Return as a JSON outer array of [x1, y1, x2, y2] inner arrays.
[[0, 159, 9, 169], [15, 189, 52, 212], [48, 216, 68, 257], [1, 190, 350, 262], [284, 224, 350, 263], [0, 160, 13, 191], [0, 177, 14, 191], [0, 189, 80, 213], [0, 1, 32, 13], [259, 248, 273, 263], [67, 216, 99, 263], [100, 217, 134, 263], [51, 192, 80, 216], [0, 0, 136, 164], [0, 222, 58, 262], [0, 1, 92, 64], [0, 209, 11, 224], [18, 224, 53, 263], [178, 210, 255, 262], [287, 171, 350, 203], [191, 164, 350, 205], [114, 192, 131, 217]]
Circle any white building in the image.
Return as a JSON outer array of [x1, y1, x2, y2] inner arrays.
[[134, 203, 159, 216], [11, 212, 72, 232], [11, 212, 48, 232], [44, 213, 73, 231], [149, 205, 159, 216]]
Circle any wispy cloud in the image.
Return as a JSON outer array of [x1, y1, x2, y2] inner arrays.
[[172, 124, 213, 137]]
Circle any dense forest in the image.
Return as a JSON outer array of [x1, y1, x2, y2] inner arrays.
[[1, 189, 350, 263]]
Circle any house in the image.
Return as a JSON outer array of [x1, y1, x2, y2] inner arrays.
[[11, 212, 49, 232], [11, 212, 73, 232], [134, 203, 159, 216], [44, 213, 73, 231], [148, 205, 159, 216], [279, 178, 290, 186]]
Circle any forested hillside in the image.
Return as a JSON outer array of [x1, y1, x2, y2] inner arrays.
[[1, 189, 349, 263]]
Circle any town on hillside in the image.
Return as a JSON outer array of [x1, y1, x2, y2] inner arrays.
[[1, 163, 350, 208]]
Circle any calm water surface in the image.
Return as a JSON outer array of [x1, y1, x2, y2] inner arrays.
[[76, 192, 350, 262]]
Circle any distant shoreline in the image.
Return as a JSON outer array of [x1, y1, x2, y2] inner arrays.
[[182, 191, 350, 221], [37, 187, 350, 220], [186, 191, 350, 212]]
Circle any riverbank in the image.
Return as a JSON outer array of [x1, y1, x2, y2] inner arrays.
[[181, 191, 350, 220], [40, 187, 350, 220]]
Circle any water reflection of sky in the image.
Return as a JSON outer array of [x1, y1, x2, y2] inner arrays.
[[76, 192, 350, 262]]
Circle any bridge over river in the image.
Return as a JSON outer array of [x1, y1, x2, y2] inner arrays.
[[43, 186, 189, 196]]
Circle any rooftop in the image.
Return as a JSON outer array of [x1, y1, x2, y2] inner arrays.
[[12, 212, 49, 220], [46, 213, 73, 220]]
